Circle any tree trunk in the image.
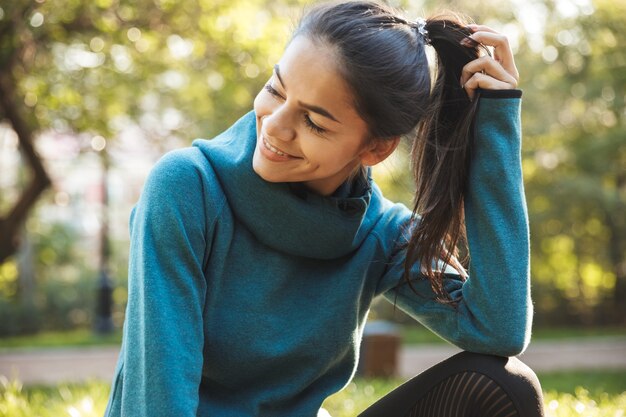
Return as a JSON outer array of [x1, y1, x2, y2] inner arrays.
[[0, 71, 51, 264], [17, 225, 36, 306], [608, 172, 626, 324]]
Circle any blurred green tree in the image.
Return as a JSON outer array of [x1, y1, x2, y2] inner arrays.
[[1, 0, 624, 330], [0, 0, 307, 334], [0, 0, 305, 264], [384, 0, 626, 325], [520, 0, 625, 324]]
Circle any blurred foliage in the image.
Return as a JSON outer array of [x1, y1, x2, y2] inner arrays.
[[373, 0, 626, 326], [2, 0, 306, 143], [0, 221, 94, 336], [1, 0, 308, 335], [0, 0, 624, 334], [518, 0, 625, 325]]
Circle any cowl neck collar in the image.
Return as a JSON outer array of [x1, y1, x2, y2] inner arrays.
[[193, 110, 383, 260]]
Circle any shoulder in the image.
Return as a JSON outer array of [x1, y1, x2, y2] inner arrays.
[[146, 147, 211, 188], [140, 146, 226, 222], [369, 182, 413, 255]]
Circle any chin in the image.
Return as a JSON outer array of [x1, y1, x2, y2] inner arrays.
[[252, 148, 280, 183]]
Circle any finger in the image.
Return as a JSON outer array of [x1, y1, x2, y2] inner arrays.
[[466, 24, 517, 73], [467, 24, 499, 34], [465, 32, 517, 78], [462, 72, 513, 101], [460, 56, 518, 88], [463, 31, 518, 80]]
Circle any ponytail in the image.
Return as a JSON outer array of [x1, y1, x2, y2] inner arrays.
[[403, 16, 485, 304]]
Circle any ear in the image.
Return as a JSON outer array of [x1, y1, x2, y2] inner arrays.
[[359, 136, 401, 166]]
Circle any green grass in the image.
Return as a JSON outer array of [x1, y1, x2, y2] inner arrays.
[[401, 324, 626, 345], [538, 370, 626, 395], [531, 326, 626, 341], [539, 370, 626, 417], [322, 370, 626, 416], [0, 329, 122, 351], [0, 371, 624, 417], [0, 378, 111, 417]]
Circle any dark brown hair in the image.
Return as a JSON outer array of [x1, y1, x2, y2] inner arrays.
[[293, 1, 485, 302]]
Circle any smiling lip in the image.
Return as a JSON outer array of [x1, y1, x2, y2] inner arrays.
[[260, 135, 300, 161]]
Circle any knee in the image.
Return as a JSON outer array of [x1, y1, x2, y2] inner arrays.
[[455, 352, 544, 415], [505, 356, 540, 383], [453, 352, 541, 389], [503, 356, 543, 399]]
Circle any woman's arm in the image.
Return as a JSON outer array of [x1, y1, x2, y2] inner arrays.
[[376, 91, 531, 357], [105, 148, 221, 416]]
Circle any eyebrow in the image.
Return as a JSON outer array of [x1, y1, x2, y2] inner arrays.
[[274, 64, 341, 124]]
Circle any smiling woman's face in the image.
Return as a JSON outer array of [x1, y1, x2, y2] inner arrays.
[[252, 35, 376, 196]]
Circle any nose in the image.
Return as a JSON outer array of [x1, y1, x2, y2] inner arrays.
[[262, 108, 296, 143]]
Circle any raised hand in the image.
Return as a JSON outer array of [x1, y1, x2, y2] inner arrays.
[[459, 24, 520, 101]]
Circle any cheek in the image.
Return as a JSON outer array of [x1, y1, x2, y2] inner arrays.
[[253, 91, 264, 115], [305, 144, 346, 168]]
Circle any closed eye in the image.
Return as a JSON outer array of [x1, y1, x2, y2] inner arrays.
[[263, 83, 327, 136], [264, 83, 284, 100], [303, 114, 325, 135]]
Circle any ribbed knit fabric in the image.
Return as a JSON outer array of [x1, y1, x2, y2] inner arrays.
[[104, 90, 531, 417]]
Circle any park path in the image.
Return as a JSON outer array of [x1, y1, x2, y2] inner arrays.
[[1, 337, 625, 385], [398, 336, 626, 378]]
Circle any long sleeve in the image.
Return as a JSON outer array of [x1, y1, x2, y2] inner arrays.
[[376, 89, 532, 357], [105, 148, 219, 417]]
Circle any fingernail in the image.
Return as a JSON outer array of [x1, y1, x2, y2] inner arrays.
[[460, 37, 477, 47]]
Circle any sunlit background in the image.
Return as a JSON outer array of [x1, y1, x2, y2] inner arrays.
[[0, 0, 625, 415], [0, 0, 624, 339]]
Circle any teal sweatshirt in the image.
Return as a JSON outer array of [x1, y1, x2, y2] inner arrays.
[[104, 90, 531, 417]]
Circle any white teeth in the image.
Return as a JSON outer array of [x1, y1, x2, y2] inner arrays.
[[263, 138, 287, 156]]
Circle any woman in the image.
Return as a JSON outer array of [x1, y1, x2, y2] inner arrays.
[[104, 1, 543, 416]]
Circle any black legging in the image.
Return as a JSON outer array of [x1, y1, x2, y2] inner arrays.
[[359, 351, 544, 417]]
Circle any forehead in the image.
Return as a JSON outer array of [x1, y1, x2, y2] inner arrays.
[[277, 36, 359, 121]]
